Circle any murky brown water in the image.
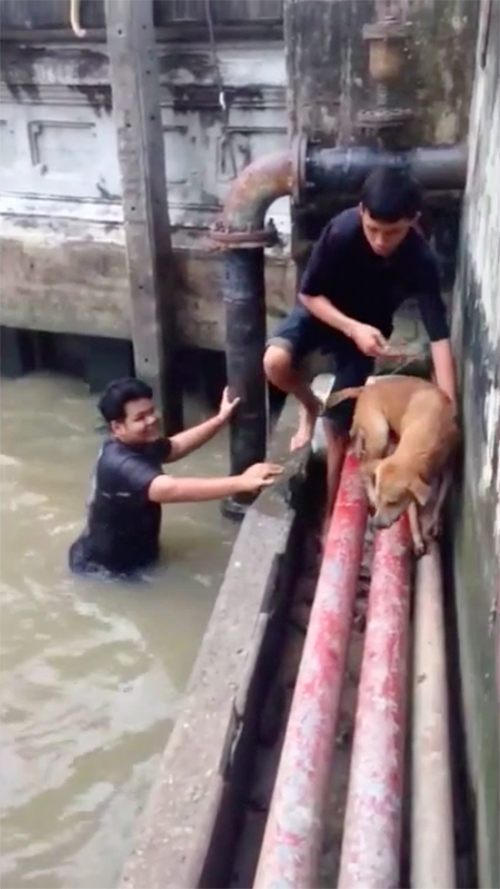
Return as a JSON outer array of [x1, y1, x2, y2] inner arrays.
[[0, 373, 238, 889]]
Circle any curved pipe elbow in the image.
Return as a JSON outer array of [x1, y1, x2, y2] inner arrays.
[[221, 149, 293, 234], [214, 139, 467, 243]]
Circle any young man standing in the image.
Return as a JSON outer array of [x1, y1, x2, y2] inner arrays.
[[69, 379, 281, 578], [264, 167, 456, 524]]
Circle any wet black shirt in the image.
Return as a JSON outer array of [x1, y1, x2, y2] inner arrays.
[[299, 207, 449, 341], [69, 437, 171, 577]]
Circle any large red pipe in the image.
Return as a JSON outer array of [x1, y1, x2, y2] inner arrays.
[[253, 451, 368, 889], [338, 514, 411, 889]]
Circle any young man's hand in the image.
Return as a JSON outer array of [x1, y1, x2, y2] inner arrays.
[[350, 322, 390, 358], [217, 386, 241, 423], [239, 462, 283, 492]]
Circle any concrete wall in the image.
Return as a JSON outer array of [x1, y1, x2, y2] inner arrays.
[[0, 2, 479, 356], [285, 0, 478, 359], [451, 1, 499, 884], [0, 34, 292, 350]]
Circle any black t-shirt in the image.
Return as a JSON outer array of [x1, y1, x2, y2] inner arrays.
[[299, 207, 449, 341], [69, 437, 171, 577]]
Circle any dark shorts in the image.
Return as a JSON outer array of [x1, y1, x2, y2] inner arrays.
[[267, 307, 374, 434]]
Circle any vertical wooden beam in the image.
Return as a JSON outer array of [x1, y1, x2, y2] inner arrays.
[[105, 0, 182, 432]]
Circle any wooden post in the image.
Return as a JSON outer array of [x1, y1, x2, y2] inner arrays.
[[105, 0, 182, 432]]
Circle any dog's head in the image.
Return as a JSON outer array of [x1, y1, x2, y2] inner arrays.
[[362, 457, 431, 528]]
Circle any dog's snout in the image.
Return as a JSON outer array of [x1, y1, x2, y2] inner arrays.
[[373, 513, 391, 529]]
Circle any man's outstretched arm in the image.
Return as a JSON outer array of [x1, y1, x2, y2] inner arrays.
[[167, 387, 239, 462], [148, 462, 282, 504]]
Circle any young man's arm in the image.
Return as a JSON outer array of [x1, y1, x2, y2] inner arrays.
[[415, 258, 457, 408], [430, 338, 456, 406], [148, 462, 282, 504], [299, 293, 391, 358], [167, 388, 240, 462]]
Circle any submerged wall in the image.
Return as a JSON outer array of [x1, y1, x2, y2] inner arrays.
[[451, 0, 499, 884]]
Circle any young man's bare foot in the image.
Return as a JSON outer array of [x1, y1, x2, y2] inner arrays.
[[290, 398, 322, 452]]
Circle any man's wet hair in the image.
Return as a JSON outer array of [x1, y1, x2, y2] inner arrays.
[[361, 167, 422, 222], [98, 378, 153, 424]]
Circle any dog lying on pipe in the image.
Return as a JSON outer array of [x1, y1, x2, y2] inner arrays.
[[324, 376, 460, 556]]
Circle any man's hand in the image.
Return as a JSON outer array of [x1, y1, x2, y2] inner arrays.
[[350, 322, 390, 358], [218, 386, 241, 423], [239, 462, 283, 493], [168, 386, 241, 461]]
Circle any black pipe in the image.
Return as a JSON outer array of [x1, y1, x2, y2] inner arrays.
[[305, 144, 467, 197], [221, 248, 267, 521]]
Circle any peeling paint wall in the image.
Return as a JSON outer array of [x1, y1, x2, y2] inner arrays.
[[0, 29, 291, 348], [451, 1, 499, 884], [0, 36, 290, 229]]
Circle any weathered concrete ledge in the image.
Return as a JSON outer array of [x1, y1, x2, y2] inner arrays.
[[0, 230, 294, 351], [120, 411, 315, 889]]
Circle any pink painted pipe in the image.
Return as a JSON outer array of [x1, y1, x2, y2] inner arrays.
[[412, 542, 455, 889], [338, 514, 412, 889], [253, 451, 368, 889]]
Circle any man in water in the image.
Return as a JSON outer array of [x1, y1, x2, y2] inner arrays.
[[263, 167, 456, 525], [69, 378, 281, 578]]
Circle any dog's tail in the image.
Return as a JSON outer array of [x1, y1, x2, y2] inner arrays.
[[323, 386, 365, 411]]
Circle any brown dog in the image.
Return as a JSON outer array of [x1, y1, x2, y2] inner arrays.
[[324, 376, 459, 555]]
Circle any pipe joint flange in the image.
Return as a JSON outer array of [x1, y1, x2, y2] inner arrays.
[[210, 218, 280, 250], [357, 107, 415, 129]]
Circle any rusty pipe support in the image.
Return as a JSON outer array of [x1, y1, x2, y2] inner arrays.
[[210, 150, 292, 512], [338, 514, 412, 889], [411, 542, 455, 889], [254, 452, 368, 889], [213, 140, 468, 239], [220, 247, 267, 520]]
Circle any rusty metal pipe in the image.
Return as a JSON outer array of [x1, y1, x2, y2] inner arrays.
[[220, 247, 267, 520], [210, 150, 292, 505], [216, 141, 467, 239], [215, 149, 293, 237], [412, 542, 455, 889], [253, 452, 368, 889], [338, 514, 412, 889]]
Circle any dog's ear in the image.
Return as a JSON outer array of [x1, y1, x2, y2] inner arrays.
[[409, 476, 431, 507]]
